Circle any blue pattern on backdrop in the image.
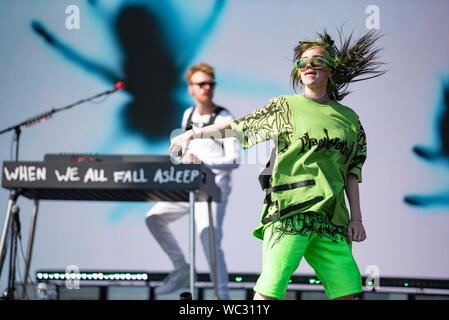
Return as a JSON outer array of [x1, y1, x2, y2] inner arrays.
[[404, 73, 449, 209], [29, 0, 283, 223], [30, 0, 227, 222]]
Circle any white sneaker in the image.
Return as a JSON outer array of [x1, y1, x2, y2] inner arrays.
[[155, 264, 192, 295]]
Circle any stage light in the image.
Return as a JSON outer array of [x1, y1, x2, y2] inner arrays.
[[36, 271, 150, 283], [308, 278, 321, 285]]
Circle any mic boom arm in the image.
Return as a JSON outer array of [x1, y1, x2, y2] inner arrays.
[[0, 82, 125, 135]]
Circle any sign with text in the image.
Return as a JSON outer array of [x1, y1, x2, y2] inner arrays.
[[1, 160, 220, 202]]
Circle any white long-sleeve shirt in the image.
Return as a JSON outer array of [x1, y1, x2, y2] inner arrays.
[[181, 106, 241, 190]]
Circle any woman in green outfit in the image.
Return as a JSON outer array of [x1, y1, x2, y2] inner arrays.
[[170, 29, 386, 300]]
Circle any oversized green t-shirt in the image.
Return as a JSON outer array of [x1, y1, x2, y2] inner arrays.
[[230, 94, 367, 240]]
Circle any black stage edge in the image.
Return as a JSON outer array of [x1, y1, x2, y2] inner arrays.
[[0, 300, 447, 319]]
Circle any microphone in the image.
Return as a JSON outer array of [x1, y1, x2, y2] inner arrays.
[[114, 81, 125, 92], [170, 145, 183, 164], [171, 146, 182, 157]]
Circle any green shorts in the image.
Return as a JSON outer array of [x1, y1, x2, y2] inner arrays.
[[254, 220, 362, 300]]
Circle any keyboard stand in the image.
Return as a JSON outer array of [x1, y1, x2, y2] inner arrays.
[[189, 192, 219, 300]]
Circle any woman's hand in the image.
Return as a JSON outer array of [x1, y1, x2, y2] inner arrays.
[[169, 130, 194, 158], [348, 220, 367, 242], [170, 121, 233, 158]]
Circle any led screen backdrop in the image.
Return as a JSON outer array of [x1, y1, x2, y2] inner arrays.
[[1, 0, 448, 293]]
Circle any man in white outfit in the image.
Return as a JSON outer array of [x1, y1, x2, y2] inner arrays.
[[145, 63, 240, 299]]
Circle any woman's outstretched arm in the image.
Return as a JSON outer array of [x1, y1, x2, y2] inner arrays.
[[169, 120, 233, 155]]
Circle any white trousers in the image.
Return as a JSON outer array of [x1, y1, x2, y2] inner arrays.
[[145, 189, 229, 299]]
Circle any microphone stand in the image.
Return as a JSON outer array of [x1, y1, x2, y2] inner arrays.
[[0, 83, 123, 136], [0, 82, 125, 299]]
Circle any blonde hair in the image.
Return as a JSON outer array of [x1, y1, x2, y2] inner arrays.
[[184, 63, 215, 84]]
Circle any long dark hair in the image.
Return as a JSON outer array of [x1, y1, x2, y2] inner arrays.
[[291, 28, 387, 101]]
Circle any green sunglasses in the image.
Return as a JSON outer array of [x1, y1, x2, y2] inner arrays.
[[296, 57, 333, 71]]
